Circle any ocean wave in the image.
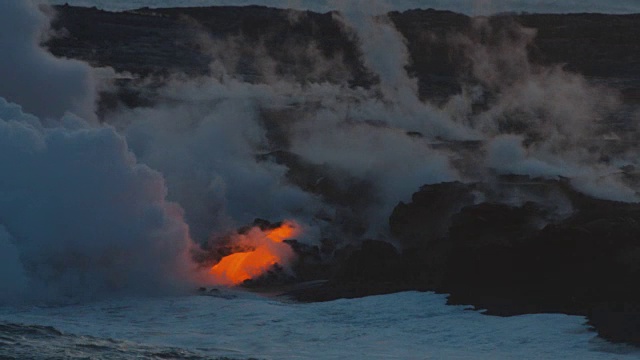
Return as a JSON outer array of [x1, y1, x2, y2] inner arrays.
[[0, 321, 251, 360]]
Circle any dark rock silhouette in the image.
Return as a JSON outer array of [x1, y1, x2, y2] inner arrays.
[[46, 6, 640, 110], [296, 177, 640, 345]]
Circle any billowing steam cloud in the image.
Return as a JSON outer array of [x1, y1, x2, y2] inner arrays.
[[0, 98, 196, 303], [2, 0, 638, 302], [105, 0, 637, 243], [106, 0, 469, 243], [0, 1, 96, 120], [447, 18, 636, 202], [330, 0, 472, 139], [114, 88, 322, 241], [0, 1, 196, 303]]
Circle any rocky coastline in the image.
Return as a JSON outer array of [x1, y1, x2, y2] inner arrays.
[[47, 4, 640, 346]]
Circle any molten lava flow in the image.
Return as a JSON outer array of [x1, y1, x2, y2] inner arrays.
[[265, 221, 298, 243], [209, 221, 300, 286]]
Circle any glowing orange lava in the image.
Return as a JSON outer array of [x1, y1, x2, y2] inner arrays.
[[209, 221, 300, 286], [265, 221, 299, 243]]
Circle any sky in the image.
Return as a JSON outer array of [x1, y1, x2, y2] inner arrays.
[[48, 0, 640, 16]]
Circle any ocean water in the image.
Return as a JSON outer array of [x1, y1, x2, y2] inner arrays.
[[1, 291, 638, 359], [48, 0, 640, 15]]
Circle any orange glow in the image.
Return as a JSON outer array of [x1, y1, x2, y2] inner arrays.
[[265, 221, 299, 243], [209, 221, 300, 286]]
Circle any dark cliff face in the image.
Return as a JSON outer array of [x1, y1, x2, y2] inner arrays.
[[46, 6, 211, 76], [392, 178, 640, 345], [46, 5, 372, 84], [46, 6, 640, 103], [517, 13, 640, 78], [389, 10, 640, 78]]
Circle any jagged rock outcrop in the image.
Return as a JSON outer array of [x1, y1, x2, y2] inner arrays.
[[291, 177, 640, 345]]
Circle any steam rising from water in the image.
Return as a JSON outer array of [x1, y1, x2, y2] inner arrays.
[[0, 98, 197, 303], [1, 0, 638, 301], [0, 1, 196, 303]]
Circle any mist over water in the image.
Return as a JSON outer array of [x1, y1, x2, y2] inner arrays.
[[3, 291, 639, 359]]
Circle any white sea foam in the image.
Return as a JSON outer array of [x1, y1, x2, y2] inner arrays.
[[1, 291, 638, 359]]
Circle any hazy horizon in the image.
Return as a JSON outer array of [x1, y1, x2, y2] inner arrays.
[[49, 0, 640, 15]]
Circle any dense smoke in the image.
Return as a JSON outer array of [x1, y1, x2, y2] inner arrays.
[[0, 1, 196, 303], [113, 87, 322, 241], [0, 1, 96, 120], [1, 0, 638, 302], [0, 97, 198, 303], [104, 0, 472, 242], [446, 17, 635, 201]]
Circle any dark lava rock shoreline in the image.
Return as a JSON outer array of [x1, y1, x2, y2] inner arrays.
[[46, 4, 640, 347], [287, 177, 640, 345]]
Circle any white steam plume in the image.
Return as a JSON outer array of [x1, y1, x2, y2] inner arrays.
[[112, 80, 324, 241], [445, 17, 638, 202], [104, 2, 639, 247], [330, 0, 474, 139], [0, 1, 97, 120], [0, 98, 198, 303], [0, 1, 199, 303]]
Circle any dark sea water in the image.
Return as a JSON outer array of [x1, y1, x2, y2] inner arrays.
[[0, 322, 211, 360], [1, 291, 639, 359]]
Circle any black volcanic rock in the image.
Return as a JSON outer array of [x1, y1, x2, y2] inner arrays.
[[292, 177, 640, 345], [46, 6, 211, 76], [335, 240, 401, 282], [388, 10, 640, 97], [389, 181, 475, 247], [46, 5, 372, 85], [418, 180, 640, 345], [517, 13, 640, 78], [448, 201, 547, 248], [289, 240, 418, 302], [47, 6, 640, 111]]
